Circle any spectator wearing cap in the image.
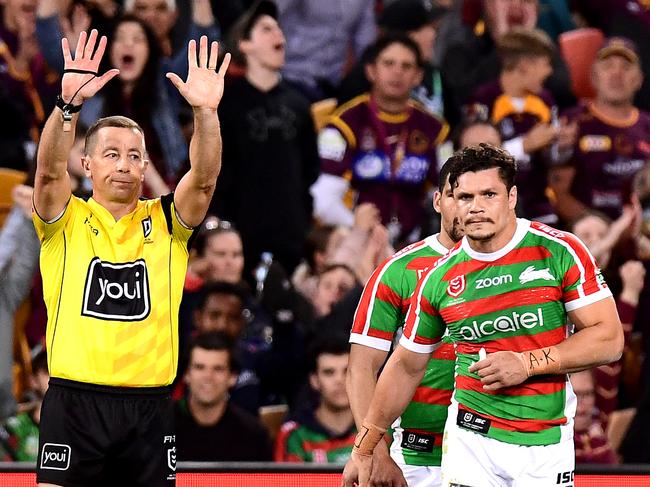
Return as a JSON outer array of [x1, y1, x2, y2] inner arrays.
[[550, 37, 650, 223], [338, 0, 451, 119], [212, 0, 319, 277], [570, 0, 650, 112], [311, 33, 448, 248], [440, 0, 575, 128], [274, 0, 376, 101]]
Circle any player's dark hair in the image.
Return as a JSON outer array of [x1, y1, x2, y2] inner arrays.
[[307, 334, 350, 373], [84, 115, 145, 155], [197, 281, 248, 311], [497, 27, 555, 71], [364, 32, 424, 69], [438, 159, 455, 193], [446, 143, 517, 192], [188, 332, 241, 374]]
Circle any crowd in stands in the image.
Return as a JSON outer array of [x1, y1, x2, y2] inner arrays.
[[1, 0, 649, 466]]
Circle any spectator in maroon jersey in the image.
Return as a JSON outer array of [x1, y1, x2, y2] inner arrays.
[[337, 0, 450, 119], [440, 0, 575, 127], [465, 27, 577, 225], [550, 37, 650, 223], [312, 33, 448, 248], [571, 211, 646, 417], [572, 369, 618, 464]]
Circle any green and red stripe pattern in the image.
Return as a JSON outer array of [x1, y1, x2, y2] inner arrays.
[[350, 235, 455, 466], [401, 219, 612, 446]]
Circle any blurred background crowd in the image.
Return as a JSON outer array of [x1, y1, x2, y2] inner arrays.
[[1, 0, 650, 467]]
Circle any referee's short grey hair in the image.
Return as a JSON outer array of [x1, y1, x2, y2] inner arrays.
[[123, 0, 177, 12]]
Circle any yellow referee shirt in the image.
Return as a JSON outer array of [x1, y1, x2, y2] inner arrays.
[[33, 194, 194, 387]]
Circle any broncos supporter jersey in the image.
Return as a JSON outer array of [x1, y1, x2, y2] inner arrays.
[[466, 82, 558, 223], [350, 234, 455, 467], [33, 194, 193, 387], [563, 101, 650, 219], [319, 94, 448, 239], [401, 219, 612, 446]]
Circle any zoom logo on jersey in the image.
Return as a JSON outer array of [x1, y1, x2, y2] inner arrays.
[[475, 274, 512, 289], [458, 308, 544, 340], [82, 258, 150, 321], [40, 443, 71, 471]]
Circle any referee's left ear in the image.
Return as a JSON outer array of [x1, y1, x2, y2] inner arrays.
[[81, 155, 92, 178], [140, 158, 149, 182]]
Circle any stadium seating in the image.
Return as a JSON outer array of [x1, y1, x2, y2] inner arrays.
[[558, 28, 605, 100]]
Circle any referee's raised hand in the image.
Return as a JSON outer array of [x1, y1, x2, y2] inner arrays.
[[166, 36, 231, 111], [60, 29, 119, 106]]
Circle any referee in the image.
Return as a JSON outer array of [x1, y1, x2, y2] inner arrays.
[[32, 29, 230, 486]]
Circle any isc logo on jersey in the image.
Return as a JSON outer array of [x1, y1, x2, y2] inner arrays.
[[82, 258, 151, 321], [459, 308, 545, 340]]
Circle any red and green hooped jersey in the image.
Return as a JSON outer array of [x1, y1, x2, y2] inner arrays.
[[274, 415, 356, 464], [350, 234, 455, 467], [401, 219, 612, 446]]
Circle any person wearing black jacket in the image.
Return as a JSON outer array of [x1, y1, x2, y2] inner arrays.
[[212, 0, 320, 277], [175, 333, 273, 461]]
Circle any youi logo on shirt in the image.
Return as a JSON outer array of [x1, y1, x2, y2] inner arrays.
[[81, 258, 151, 321]]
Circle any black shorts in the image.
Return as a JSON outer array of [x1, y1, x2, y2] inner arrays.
[[36, 378, 176, 487]]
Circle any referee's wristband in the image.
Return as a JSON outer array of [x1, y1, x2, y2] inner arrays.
[[519, 346, 561, 377], [56, 95, 83, 119], [352, 421, 386, 457]]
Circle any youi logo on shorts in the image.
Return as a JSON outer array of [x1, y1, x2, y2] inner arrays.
[[459, 308, 545, 340], [40, 443, 71, 471], [82, 258, 151, 321]]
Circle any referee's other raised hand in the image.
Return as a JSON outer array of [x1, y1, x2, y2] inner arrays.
[[60, 29, 119, 106], [166, 36, 231, 111]]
